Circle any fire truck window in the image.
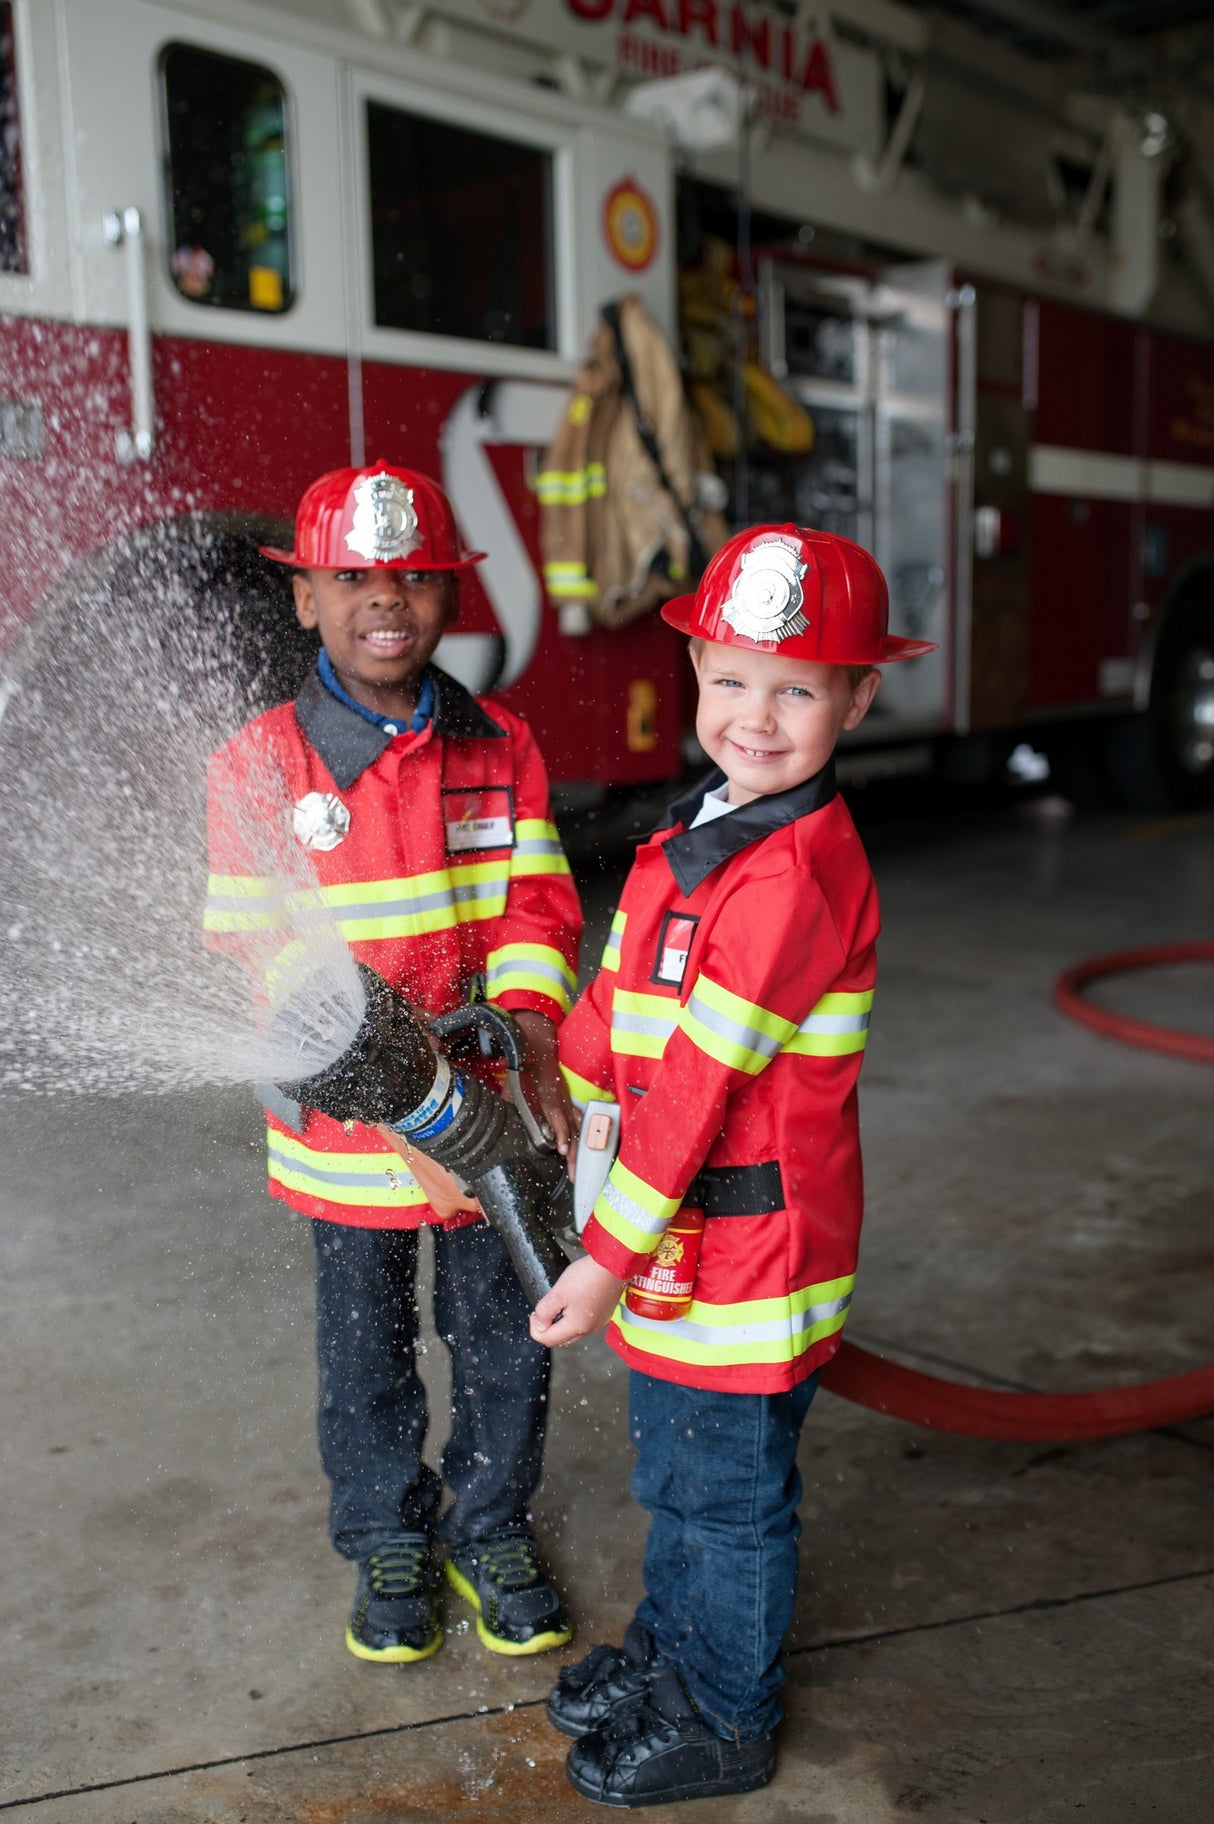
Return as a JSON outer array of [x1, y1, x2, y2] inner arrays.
[[0, 3, 26, 275], [367, 101, 555, 349], [160, 43, 292, 313]]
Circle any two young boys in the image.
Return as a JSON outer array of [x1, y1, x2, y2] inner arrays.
[[532, 523, 934, 1805], [211, 461, 931, 1808], [205, 462, 581, 1664]]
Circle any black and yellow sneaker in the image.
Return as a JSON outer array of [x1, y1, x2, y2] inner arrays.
[[346, 1533, 442, 1663], [445, 1526, 572, 1656]]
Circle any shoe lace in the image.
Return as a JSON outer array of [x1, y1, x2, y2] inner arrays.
[[366, 1538, 430, 1598], [476, 1532, 544, 1591]]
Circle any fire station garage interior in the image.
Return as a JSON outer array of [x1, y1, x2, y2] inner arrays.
[[1, 0, 1213, 1819]]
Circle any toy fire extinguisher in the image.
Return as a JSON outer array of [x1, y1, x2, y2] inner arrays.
[[625, 1206, 705, 1320]]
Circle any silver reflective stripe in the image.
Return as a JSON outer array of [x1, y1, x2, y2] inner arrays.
[[514, 836, 565, 858], [796, 1010, 871, 1036], [600, 1176, 668, 1239], [267, 1143, 403, 1191], [452, 875, 508, 907], [622, 1288, 853, 1346], [685, 987, 785, 1059], [485, 956, 571, 992], [334, 884, 455, 923], [612, 1009, 679, 1042]]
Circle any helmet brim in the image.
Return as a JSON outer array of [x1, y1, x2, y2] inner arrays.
[[258, 546, 487, 570], [660, 593, 936, 662]]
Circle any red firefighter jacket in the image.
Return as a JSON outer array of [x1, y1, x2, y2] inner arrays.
[[205, 664, 582, 1228], [559, 762, 878, 1393]]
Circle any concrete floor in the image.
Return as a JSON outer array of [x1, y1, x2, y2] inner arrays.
[[2, 784, 1212, 1823]]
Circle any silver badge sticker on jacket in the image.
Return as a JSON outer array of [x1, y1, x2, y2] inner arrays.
[[722, 534, 808, 643], [293, 791, 351, 852], [346, 474, 422, 563]]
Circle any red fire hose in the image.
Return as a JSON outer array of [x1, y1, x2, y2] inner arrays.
[[819, 941, 1214, 1440]]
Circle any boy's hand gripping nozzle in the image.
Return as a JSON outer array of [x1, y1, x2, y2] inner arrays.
[[273, 962, 573, 1305]]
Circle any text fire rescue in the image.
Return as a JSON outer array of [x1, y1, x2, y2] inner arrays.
[[565, 0, 841, 112]]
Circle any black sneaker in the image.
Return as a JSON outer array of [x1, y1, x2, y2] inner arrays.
[[565, 1663, 775, 1808], [547, 1620, 659, 1738], [445, 1526, 572, 1656], [346, 1533, 442, 1664]]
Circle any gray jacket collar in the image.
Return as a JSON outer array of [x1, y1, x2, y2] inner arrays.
[[294, 663, 505, 790], [660, 761, 838, 896]]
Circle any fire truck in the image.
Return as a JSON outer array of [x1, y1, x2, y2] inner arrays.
[[2, 0, 1213, 806]]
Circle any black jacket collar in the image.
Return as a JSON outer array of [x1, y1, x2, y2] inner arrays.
[[660, 760, 837, 896], [294, 663, 505, 790]]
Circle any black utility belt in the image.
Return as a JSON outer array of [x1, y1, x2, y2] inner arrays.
[[684, 1160, 785, 1218]]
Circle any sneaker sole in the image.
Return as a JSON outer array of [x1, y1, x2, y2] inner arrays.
[[564, 1757, 774, 1808], [345, 1624, 443, 1664], [445, 1561, 573, 1657]]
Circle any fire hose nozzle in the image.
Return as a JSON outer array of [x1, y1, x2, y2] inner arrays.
[[273, 962, 572, 1306]]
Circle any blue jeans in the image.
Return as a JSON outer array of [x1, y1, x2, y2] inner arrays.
[[311, 1218, 550, 1560], [629, 1368, 819, 1742]]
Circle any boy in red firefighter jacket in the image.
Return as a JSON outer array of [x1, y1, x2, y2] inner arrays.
[[531, 523, 935, 1807], [204, 463, 582, 1666]]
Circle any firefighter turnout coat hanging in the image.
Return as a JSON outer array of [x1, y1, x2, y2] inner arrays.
[[537, 294, 727, 629], [204, 665, 581, 1227], [559, 763, 879, 1393]]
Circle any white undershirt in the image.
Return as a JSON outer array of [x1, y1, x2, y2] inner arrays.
[[690, 783, 738, 828]]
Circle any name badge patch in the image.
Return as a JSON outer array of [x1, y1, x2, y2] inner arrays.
[[652, 910, 699, 989], [443, 786, 515, 854]]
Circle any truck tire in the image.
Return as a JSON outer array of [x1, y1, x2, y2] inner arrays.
[[1102, 595, 1214, 811]]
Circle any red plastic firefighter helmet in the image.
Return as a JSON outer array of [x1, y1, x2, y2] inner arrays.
[[661, 523, 936, 664], [260, 462, 486, 570]]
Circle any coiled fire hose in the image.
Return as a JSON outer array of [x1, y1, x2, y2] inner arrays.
[[819, 941, 1214, 1440]]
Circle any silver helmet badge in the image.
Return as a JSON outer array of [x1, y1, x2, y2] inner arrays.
[[721, 535, 809, 643], [346, 473, 422, 564]]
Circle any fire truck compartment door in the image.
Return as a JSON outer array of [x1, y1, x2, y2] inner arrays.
[[867, 259, 951, 731], [58, 0, 346, 359]]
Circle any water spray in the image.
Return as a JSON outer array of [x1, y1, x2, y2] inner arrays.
[[274, 962, 573, 1306]]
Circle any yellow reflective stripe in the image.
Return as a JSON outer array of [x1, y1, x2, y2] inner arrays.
[[267, 1128, 428, 1208], [600, 909, 626, 972], [783, 989, 874, 1057], [543, 561, 599, 601], [203, 872, 281, 933], [680, 972, 796, 1075], [613, 1274, 855, 1367], [485, 942, 578, 1012], [319, 861, 510, 939], [561, 1064, 612, 1110], [592, 1160, 680, 1255], [535, 463, 606, 505], [610, 987, 679, 1060], [511, 818, 572, 878]]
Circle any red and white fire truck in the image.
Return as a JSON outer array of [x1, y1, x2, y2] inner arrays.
[[2, 0, 1213, 804]]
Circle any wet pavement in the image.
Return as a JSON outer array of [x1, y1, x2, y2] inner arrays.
[[2, 785, 1212, 1822]]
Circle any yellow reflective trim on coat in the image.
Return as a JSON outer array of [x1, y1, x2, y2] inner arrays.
[[783, 989, 873, 1057], [511, 818, 572, 878], [484, 941, 578, 1012], [542, 562, 599, 601], [600, 909, 626, 972], [610, 987, 679, 1059], [561, 1064, 612, 1110], [613, 1273, 856, 1367], [267, 1128, 429, 1208], [592, 1158, 680, 1254], [680, 971, 796, 1074], [203, 871, 281, 933], [534, 464, 606, 506], [318, 861, 510, 939]]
